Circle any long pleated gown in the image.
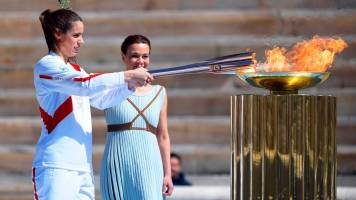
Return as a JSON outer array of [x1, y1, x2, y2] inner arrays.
[[100, 85, 166, 200]]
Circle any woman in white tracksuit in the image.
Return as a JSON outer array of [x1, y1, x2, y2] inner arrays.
[[32, 9, 153, 200]]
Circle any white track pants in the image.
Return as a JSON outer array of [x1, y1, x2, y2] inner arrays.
[[32, 167, 95, 200]]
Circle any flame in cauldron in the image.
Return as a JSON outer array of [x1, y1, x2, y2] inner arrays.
[[258, 36, 348, 72]]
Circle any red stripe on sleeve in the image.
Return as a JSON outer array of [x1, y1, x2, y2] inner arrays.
[[39, 75, 53, 80], [73, 73, 104, 82], [39, 97, 73, 134]]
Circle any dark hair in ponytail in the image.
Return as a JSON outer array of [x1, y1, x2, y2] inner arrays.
[[39, 9, 83, 53], [121, 35, 151, 55]]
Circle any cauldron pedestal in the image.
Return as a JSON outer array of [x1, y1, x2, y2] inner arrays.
[[231, 94, 336, 200]]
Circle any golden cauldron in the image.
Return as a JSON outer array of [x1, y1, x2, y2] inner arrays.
[[237, 71, 330, 94]]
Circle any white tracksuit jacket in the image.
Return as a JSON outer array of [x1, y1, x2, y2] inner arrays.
[[32, 51, 133, 172]]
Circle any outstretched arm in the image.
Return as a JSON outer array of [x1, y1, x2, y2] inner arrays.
[[35, 56, 152, 97]]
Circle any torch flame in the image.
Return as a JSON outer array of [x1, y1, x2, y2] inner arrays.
[[259, 36, 348, 72]]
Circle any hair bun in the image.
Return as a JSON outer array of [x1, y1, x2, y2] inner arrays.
[[39, 9, 51, 24]]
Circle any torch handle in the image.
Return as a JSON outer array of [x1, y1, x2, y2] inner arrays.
[[149, 58, 255, 77], [206, 51, 255, 63], [148, 51, 256, 77]]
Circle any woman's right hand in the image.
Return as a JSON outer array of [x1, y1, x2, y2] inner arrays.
[[124, 67, 154, 90]]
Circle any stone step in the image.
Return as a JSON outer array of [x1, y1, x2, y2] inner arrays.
[[0, 35, 354, 70], [0, 116, 354, 145], [338, 146, 356, 174], [0, 144, 229, 174], [1, 187, 356, 200], [336, 117, 356, 145], [1, 174, 356, 191], [1, 59, 355, 89], [1, 88, 356, 116], [0, 144, 355, 175], [0, 116, 230, 145], [0, 0, 354, 11], [1, 174, 355, 200], [0, 10, 355, 39]]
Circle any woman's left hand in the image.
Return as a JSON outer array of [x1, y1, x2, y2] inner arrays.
[[162, 175, 174, 196]]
